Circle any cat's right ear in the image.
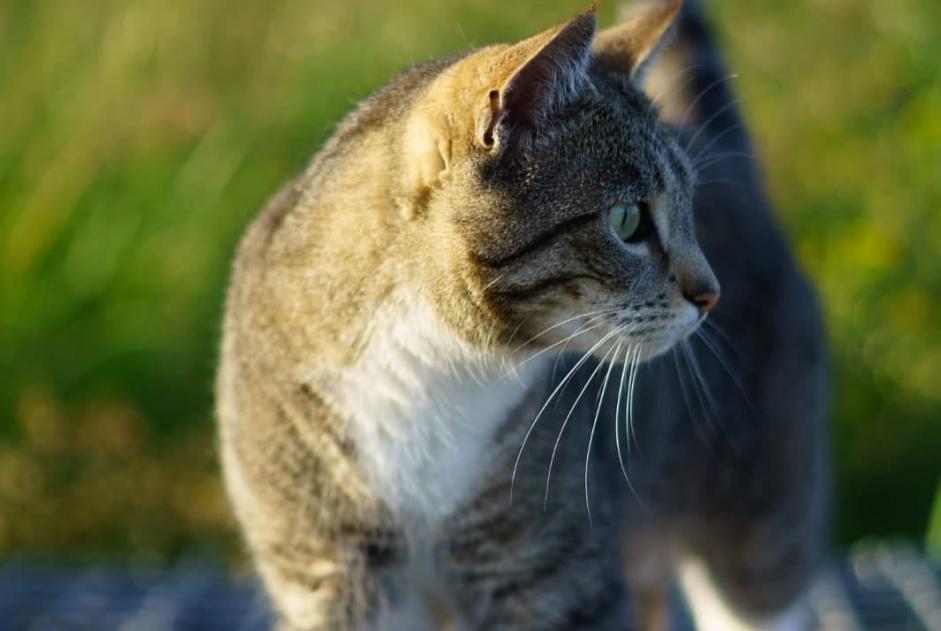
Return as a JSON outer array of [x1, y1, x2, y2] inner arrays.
[[479, 7, 597, 152]]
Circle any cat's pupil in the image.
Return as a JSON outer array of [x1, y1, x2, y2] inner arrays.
[[609, 203, 642, 242]]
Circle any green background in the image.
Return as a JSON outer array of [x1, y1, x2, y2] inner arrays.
[[1, 0, 939, 562]]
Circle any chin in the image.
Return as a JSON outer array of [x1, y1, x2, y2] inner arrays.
[[636, 316, 704, 362], [636, 338, 680, 361]]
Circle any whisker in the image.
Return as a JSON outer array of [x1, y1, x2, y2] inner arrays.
[[482, 274, 507, 291], [685, 340, 721, 421], [672, 347, 715, 455], [696, 178, 747, 189], [584, 341, 621, 525], [510, 325, 620, 504], [680, 341, 711, 430], [684, 340, 740, 454], [544, 328, 624, 508], [693, 151, 758, 172], [502, 319, 529, 358], [648, 63, 705, 121], [702, 319, 751, 371], [549, 316, 645, 407], [651, 63, 702, 105], [614, 345, 633, 486], [685, 100, 743, 155], [626, 343, 644, 455], [678, 73, 740, 129], [696, 328, 755, 412], [681, 342, 721, 440], [624, 345, 638, 455], [511, 307, 618, 353], [511, 314, 612, 375], [548, 312, 618, 385], [690, 123, 748, 165]]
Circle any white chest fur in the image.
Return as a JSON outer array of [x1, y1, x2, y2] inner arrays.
[[333, 292, 541, 525]]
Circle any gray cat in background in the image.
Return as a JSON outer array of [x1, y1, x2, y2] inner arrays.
[[216, 0, 829, 629]]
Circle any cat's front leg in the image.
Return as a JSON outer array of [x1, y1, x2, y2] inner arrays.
[[470, 558, 631, 631], [443, 496, 631, 630], [252, 536, 378, 631], [220, 430, 384, 630]]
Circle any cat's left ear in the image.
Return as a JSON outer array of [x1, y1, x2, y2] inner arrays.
[[593, 0, 683, 81]]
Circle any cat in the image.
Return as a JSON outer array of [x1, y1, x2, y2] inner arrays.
[[215, 1, 829, 629]]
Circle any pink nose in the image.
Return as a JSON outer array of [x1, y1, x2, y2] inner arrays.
[[685, 288, 719, 316]]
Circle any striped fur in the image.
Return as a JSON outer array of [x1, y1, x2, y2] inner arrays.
[[217, 2, 828, 629]]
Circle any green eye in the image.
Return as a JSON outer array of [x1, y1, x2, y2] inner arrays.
[[609, 203, 642, 241]]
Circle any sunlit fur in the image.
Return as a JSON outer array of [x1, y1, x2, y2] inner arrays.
[[216, 2, 827, 630]]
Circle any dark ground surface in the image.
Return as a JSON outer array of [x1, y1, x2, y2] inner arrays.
[[1, 545, 938, 630]]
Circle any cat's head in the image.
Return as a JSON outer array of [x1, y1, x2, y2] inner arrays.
[[398, 0, 718, 362]]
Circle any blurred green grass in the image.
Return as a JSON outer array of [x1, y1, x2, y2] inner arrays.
[[0, 0, 939, 560]]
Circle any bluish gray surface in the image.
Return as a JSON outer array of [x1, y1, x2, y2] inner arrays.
[[0, 546, 938, 630]]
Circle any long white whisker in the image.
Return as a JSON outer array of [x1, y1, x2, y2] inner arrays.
[[512, 311, 615, 374], [511, 307, 618, 352], [548, 312, 619, 386], [584, 341, 621, 525], [510, 324, 617, 504], [624, 345, 639, 455], [550, 316, 646, 408], [544, 328, 623, 508], [512, 320, 607, 377], [614, 345, 632, 486], [626, 343, 644, 455]]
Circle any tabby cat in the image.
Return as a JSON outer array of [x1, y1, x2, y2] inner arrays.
[[216, 1, 828, 629]]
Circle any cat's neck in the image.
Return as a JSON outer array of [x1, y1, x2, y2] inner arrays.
[[331, 288, 545, 525]]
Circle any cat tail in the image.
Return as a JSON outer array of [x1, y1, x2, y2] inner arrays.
[[646, 0, 751, 154]]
